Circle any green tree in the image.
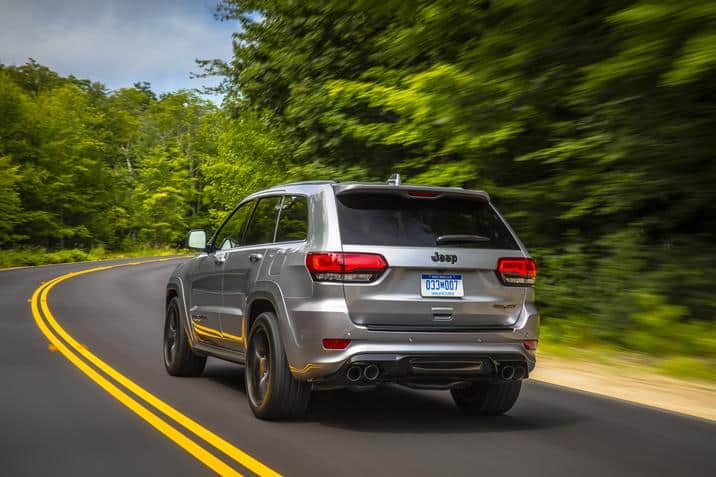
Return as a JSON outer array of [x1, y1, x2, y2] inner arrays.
[[0, 156, 23, 244], [0, 63, 221, 251], [214, 0, 716, 353], [201, 111, 284, 222]]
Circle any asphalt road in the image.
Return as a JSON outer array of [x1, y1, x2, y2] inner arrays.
[[1, 258, 714, 476]]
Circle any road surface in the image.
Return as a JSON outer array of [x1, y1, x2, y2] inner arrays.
[[0, 258, 713, 476]]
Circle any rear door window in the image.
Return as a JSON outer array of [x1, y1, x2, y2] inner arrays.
[[242, 196, 282, 246], [275, 195, 308, 242], [336, 193, 519, 249]]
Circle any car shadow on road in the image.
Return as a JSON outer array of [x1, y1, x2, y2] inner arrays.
[[204, 361, 583, 434], [304, 384, 583, 434], [203, 361, 247, 393]]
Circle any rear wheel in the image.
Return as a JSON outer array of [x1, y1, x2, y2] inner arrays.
[[246, 312, 310, 420], [163, 296, 206, 376], [451, 380, 522, 416]]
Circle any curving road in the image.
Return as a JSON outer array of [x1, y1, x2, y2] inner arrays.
[[0, 258, 714, 476]]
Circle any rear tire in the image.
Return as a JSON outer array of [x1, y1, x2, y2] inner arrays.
[[246, 312, 310, 420], [163, 296, 206, 377], [451, 380, 522, 416]]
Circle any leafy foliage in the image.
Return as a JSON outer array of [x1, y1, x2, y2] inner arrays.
[[213, 0, 716, 357], [0, 62, 220, 249]]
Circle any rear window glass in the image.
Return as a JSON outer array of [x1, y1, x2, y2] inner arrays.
[[336, 193, 519, 249]]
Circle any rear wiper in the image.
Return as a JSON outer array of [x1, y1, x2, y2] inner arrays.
[[435, 234, 490, 244]]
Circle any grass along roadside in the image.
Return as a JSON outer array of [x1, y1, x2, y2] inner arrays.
[[538, 339, 716, 384], [0, 247, 187, 269]]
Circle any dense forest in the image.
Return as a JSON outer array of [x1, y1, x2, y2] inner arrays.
[[1, 0, 714, 363]]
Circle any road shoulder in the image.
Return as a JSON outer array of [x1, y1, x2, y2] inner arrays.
[[532, 354, 716, 421]]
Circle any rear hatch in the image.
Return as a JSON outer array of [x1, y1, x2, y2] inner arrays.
[[334, 185, 527, 331]]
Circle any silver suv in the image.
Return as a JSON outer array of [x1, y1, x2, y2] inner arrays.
[[164, 178, 539, 420]]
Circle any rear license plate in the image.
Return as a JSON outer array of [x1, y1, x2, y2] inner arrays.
[[421, 274, 464, 298]]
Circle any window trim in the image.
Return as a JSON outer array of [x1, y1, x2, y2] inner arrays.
[[272, 196, 285, 243]]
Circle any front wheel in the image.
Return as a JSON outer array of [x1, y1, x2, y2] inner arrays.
[[246, 312, 310, 420], [163, 296, 206, 377], [451, 380, 522, 416]]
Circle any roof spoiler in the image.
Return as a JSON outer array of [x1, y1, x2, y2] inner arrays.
[[332, 183, 490, 202]]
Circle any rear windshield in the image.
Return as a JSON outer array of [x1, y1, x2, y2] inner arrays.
[[336, 193, 520, 249]]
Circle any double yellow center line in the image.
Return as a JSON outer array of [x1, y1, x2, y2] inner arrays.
[[29, 259, 280, 477]]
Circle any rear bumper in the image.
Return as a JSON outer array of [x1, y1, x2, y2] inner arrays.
[[282, 298, 539, 383]]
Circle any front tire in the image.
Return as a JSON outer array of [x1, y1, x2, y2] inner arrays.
[[451, 380, 522, 416], [163, 296, 206, 377], [246, 312, 310, 420]]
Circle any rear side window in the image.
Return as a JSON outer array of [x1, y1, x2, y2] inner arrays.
[[243, 196, 282, 245], [276, 195, 308, 242], [336, 193, 519, 249]]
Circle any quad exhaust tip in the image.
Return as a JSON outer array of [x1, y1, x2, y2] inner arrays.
[[499, 365, 515, 380], [346, 365, 363, 382], [364, 364, 380, 381], [499, 364, 527, 381], [346, 364, 381, 383]]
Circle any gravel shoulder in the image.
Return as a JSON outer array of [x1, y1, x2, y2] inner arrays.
[[533, 354, 716, 421]]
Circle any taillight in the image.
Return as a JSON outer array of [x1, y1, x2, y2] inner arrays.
[[306, 252, 388, 283], [496, 257, 536, 286]]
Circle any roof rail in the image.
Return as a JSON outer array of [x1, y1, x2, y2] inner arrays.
[[275, 180, 338, 187]]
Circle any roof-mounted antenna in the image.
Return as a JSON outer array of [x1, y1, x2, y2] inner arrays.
[[387, 173, 401, 186]]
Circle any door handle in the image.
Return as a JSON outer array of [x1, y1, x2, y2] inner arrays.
[[249, 253, 263, 263], [213, 252, 227, 265]]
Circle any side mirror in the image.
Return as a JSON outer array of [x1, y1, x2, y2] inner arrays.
[[187, 229, 207, 250]]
